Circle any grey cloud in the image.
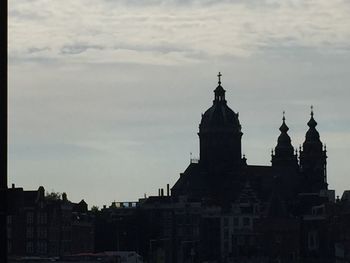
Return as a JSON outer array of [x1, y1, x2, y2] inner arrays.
[[103, 0, 280, 8], [9, 9, 48, 20], [27, 47, 51, 54], [60, 44, 105, 55], [112, 42, 193, 54], [9, 0, 350, 65]]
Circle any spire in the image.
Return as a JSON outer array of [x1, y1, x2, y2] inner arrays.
[[214, 72, 226, 103], [307, 105, 318, 130], [279, 111, 289, 133], [272, 112, 296, 166], [302, 105, 323, 154], [305, 106, 321, 144], [277, 111, 292, 147]]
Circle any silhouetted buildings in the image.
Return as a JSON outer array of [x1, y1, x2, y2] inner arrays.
[[7, 74, 350, 262], [7, 185, 94, 258]]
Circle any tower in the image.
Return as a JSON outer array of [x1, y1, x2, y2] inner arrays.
[[198, 73, 243, 170], [271, 112, 298, 168], [299, 107, 328, 192]]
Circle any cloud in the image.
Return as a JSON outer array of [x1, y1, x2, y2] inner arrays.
[[8, 0, 350, 65], [27, 47, 51, 54], [60, 44, 104, 55]]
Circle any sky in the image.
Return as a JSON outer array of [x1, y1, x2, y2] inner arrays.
[[8, 0, 350, 207]]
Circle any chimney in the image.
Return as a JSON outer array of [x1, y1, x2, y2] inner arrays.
[[161, 188, 164, 197], [167, 184, 170, 196], [12, 183, 15, 189]]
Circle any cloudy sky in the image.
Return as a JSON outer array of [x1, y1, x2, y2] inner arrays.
[[9, 0, 350, 207]]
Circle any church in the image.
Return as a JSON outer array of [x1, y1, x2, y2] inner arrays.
[[172, 72, 329, 207]]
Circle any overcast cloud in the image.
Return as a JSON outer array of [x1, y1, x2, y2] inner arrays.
[[9, 0, 350, 206]]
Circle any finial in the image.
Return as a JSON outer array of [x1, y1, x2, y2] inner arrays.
[[217, 72, 222, 85], [279, 111, 289, 133], [311, 105, 314, 117]]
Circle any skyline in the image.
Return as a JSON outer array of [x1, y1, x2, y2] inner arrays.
[[8, 0, 350, 207]]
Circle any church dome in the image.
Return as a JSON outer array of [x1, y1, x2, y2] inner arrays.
[[199, 73, 241, 132], [200, 101, 240, 130]]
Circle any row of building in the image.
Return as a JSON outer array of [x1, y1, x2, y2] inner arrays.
[[6, 184, 350, 262], [7, 185, 93, 258], [7, 75, 350, 262]]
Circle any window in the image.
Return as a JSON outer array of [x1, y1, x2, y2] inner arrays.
[[232, 236, 237, 245], [26, 212, 34, 224], [38, 227, 47, 239], [243, 217, 250, 226], [37, 241, 47, 254], [275, 235, 282, 244], [237, 236, 245, 245], [224, 241, 228, 252], [26, 227, 34, 239], [223, 217, 229, 227], [26, 242, 34, 254], [308, 231, 319, 250], [233, 217, 239, 227], [7, 240, 11, 253], [37, 213, 47, 224], [250, 236, 255, 245], [224, 229, 229, 240]]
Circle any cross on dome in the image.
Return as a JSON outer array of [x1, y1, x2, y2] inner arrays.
[[217, 72, 222, 85]]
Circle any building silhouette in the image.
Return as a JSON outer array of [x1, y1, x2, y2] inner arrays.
[[92, 73, 348, 263], [7, 73, 350, 262], [172, 73, 328, 205], [7, 185, 94, 258]]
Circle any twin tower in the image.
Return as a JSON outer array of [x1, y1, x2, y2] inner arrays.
[[197, 73, 327, 194]]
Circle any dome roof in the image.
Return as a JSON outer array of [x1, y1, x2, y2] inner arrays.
[[303, 107, 322, 152], [274, 113, 294, 156], [199, 78, 241, 132], [200, 100, 241, 130], [305, 112, 320, 142]]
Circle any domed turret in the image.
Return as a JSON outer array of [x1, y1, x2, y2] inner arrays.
[[299, 106, 327, 192], [303, 107, 322, 153], [198, 73, 243, 169], [271, 112, 297, 167]]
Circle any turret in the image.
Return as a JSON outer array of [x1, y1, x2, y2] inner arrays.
[[198, 73, 243, 170], [299, 106, 327, 192], [271, 112, 298, 167]]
